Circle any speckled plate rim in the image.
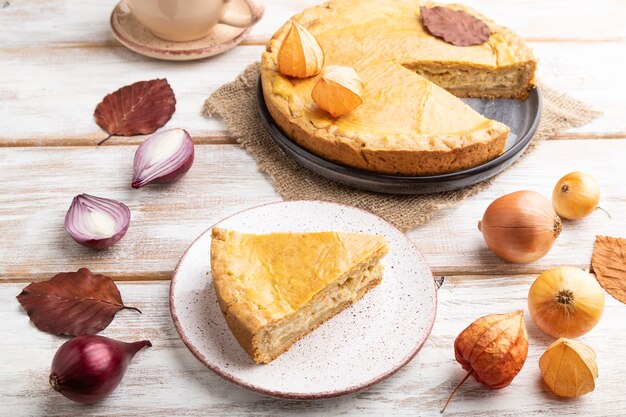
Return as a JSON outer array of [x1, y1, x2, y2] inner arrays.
[[110, 1, 255, 61], [257, 77, 542, 193], [169, 200, 437, 399]]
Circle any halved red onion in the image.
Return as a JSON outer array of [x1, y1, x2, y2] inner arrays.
[[132, 128, 194, 189], [65, 194, 130, 250]]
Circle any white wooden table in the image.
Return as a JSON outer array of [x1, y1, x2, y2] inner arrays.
[[1, 0, 626, 415]]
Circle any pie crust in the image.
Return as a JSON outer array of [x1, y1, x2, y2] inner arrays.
[[261, 0, 537, 175], [210, 227, 389, 363]]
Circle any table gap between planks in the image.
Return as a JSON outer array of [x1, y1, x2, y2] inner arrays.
[[1, 0, 626, 416]]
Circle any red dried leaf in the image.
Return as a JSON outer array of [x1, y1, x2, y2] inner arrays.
[[420, 6, 491, 47], [16, 268, 140, 336], [94, 79, 176, 144]]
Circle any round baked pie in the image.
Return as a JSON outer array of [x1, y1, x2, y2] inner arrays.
[[261, 0, 537, 176]]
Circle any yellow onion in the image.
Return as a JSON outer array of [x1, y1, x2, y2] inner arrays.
[[528, 266, 604, 338], [478, 191, 562, 263], [539, 338, 598, 398], [552, 171, 600, 220]]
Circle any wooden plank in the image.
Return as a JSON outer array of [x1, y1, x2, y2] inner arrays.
[[0, 144, 278, 281], [0, 44, 266, 146], [1, 276, 623, 416], [1, 40, 625, 147], [1, 139, 624, 281], [1, 0, 626, 51]]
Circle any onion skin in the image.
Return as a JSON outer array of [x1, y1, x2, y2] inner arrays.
[[478, 190, 562, 263], [528, 266, 604, 338], [132, 128, 195, 189], [552, 171, 600, 220], [49, 335, 151, 404], [64, 194, 131, 250]]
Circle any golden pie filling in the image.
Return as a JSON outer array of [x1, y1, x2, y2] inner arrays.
[[261, 0, 537, 175]]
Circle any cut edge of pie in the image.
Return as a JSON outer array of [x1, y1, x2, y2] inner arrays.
[[210, 227, 389, 364]]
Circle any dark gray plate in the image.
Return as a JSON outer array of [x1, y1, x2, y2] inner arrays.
[[257, 77, 541, 194]]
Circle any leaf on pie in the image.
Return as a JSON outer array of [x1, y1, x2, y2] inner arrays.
[[590, 235, 626, 304], [420, 6, 491, 47], [16, 268, 140, 336], [94, 79, 176, 141]]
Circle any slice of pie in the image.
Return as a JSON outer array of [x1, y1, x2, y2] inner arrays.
[[261, 0, 537, 176], [210, 227, 389, 364]]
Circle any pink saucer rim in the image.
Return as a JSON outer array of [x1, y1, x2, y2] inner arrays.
[[109, 1, 256, 60]]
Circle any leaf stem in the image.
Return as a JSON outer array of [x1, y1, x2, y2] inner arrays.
[[122, 305, 143, 314], [441, 371, 472, 414], [97, 134, 113, 146], [597, 206, 612, 219]]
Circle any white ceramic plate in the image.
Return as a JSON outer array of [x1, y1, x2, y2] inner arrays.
[[170, 201, 437, 399]]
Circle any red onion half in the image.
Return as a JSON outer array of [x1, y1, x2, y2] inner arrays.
[[132, 128, 194, 189], [50, 335, 151, 404], [65, 194, 130, 250]]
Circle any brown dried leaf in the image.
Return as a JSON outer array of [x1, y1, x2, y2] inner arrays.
[[591, 235, 626, 304], [420, 6, 491, 47], [16, 268, 140, 336], [94, 79, 176, 144]]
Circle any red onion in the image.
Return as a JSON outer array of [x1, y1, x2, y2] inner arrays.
[[132, 128, 194, 189], [49, 335, 151, 404], [65, 194, 131, 250]]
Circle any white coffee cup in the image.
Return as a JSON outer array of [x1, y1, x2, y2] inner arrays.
[[125, 0, 264, 42]]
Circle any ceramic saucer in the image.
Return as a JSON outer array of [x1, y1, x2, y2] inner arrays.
[[110, 0, 259, 61]]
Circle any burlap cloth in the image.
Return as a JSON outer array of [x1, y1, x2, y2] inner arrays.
[[203, 63, 599, 231]]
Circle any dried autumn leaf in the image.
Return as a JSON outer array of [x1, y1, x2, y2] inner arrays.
[[539, 338, 598, 398], [16, 268, 140, 336], [420, 6, 491, 47], [442, 310, 528, 413], [94, 79, 176, 145], [591, 235, 626, 304]]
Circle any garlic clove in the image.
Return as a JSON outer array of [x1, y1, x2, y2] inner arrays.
[[277, 20, 324, 78], [539, 338, 598, 398], [311, 65, 364, 117]]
